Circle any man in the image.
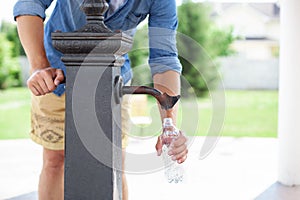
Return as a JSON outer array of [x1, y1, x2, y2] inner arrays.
[[14, 0, 188, 199]]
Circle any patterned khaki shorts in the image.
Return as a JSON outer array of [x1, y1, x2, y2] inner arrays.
[[30, 93, 131, 150]]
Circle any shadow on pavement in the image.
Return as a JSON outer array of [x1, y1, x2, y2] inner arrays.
[[255, 182, 300, 200], [7, 191, 37, 200]]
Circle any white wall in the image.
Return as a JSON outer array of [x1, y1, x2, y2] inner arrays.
[[219, 55, 278, 90]]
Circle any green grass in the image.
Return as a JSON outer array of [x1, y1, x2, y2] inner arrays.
[[221, 90, 278, 137], [0, 87, 31, 139], [130, 90, 278, 138], [0, 88, 278, 140]]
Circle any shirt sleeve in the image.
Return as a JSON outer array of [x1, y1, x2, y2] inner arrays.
[[13, 0, 54, 21], [148, 0, 182, 76]]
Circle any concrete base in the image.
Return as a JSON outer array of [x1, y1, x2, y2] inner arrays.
[[255, 182, 300, 200]]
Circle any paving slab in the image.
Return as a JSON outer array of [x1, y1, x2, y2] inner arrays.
[[0, 137, 280, 200]]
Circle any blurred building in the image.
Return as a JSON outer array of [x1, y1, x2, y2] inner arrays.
[[211, 3, 280, 90]]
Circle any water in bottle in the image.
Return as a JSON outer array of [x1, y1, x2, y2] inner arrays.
[[162, 118, 184, 183]]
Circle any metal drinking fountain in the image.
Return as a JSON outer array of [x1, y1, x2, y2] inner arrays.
[[52, 0, 179, 199]]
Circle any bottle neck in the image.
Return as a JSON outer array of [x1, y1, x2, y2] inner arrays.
[[163, 118, 173, 127]]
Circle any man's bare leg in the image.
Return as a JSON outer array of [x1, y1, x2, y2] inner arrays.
[[122, 149, 128, 200], [38, 148, 64, 200]]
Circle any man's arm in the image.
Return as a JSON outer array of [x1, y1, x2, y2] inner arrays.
[[153, 70, 180, 121], [16, 16, 64, 96], [153, 71, 188, 164], [148, 0, 188, 163]]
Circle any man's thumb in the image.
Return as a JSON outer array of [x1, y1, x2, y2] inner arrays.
[[54, 69, 65, 86]]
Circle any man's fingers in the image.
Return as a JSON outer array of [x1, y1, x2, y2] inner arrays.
[[172, 149, 188, 164], [38, 78, 50, 94], [169, 143, 187, 156], [170, 131, 188, 163], [27, 76, 42, 96], [29, 70, 52, 94], [54, 69, 64, 86], [178, 154, 188, 164], [31, 85, 41, 96], [155, 135, 163, 156], [43, 72, 57, 92], [172, 131, 187, 148], [31, 82, 44, 96]]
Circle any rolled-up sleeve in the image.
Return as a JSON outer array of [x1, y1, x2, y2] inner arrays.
[[13, 0, 53, 20], [148, 0, 182, 76]]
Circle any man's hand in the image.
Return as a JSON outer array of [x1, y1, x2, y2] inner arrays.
[[155, 131, 188, 164], [27, 67, 64, 96]]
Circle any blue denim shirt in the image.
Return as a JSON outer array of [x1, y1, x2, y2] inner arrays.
[[14, 0, 182, 96]]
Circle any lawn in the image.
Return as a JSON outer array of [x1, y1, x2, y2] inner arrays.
[[0, 87, 278, 140], [130, 90, 278, 138], [0, 87, 31, 139], [221, 90, 278, 137]]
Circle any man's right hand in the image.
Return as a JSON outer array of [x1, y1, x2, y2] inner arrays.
[[27, 67, 64, 96]]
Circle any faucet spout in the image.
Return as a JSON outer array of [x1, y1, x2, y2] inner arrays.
[[122, 86, 180, 110]]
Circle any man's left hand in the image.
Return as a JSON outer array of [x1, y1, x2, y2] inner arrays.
[[155, 131, 188, 164]]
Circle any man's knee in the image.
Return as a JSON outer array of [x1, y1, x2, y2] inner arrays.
[[43, 148, 64, 172]]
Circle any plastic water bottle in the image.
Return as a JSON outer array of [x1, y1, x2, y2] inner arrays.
[[162, 118, 184, 183]]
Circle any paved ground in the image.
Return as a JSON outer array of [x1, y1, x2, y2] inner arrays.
[[0, 136, 292, 200]]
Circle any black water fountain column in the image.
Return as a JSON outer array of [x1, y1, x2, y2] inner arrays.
[[52, 0, 132, 199]]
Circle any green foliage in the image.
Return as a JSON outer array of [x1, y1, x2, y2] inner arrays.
[[0, 21, 23, 89], [206, 26, 236, 58], [128, 26, 149, 68], [177, 2, 235, 96], [128, 25, 152, 86], [0, 21, 25, 57], [0, 33, 22, 89]]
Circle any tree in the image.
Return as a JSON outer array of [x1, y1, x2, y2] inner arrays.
[[0, 33, 22, 89], [0, 21, 25, 57], [0, 21, 23, 89], [128, 25, 152, 86], [177, 1, 235, 97], [128, 2, 235, 95]]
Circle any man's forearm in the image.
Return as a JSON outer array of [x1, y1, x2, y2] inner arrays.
[[16, 15, 50, 72], [153, 70, 180, 125]]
